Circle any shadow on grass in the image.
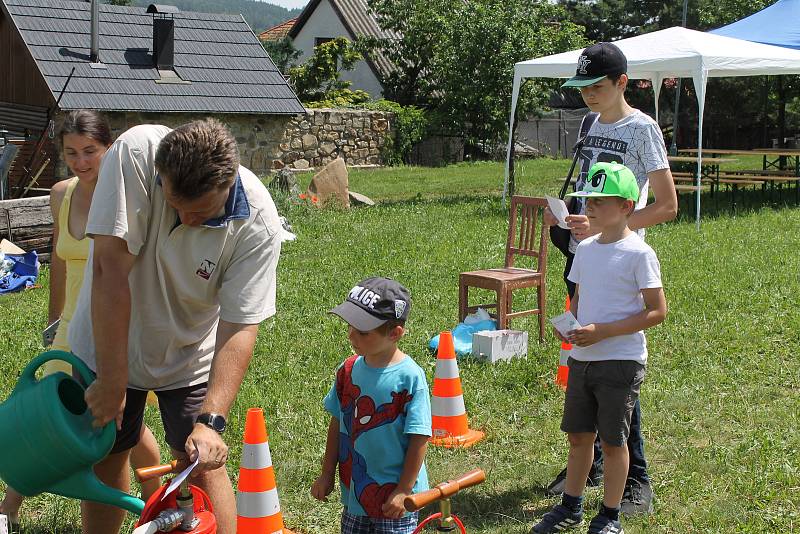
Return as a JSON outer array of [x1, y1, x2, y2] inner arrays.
[[675, 182, 799, 222], [414, 485, 555, 531]]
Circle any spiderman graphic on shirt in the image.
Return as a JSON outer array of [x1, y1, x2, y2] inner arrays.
[[335, 355, 413, 518]]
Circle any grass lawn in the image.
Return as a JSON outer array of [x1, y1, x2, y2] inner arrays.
[[1, 158, 798, 533]]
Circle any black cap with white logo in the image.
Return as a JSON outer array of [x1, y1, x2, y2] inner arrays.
[[562, 42, 627, 88], [330, 277, 411, 331]]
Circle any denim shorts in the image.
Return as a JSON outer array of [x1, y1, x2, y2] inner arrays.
[[341, 510, 419, 534], [561, 358, 646, 447]]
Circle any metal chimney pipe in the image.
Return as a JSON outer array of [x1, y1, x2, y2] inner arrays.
[[90, 0, 100, 63]]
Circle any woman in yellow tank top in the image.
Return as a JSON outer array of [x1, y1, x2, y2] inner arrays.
[[0, 111, 162, 531]]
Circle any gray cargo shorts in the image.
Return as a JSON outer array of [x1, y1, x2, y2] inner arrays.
[[560, 357, 646, 447]]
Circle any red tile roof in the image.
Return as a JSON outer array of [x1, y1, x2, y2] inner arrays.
[[259, 18, 297, 41]]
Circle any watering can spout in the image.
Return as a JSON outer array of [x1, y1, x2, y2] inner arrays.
[[50, 469, 145, 516]]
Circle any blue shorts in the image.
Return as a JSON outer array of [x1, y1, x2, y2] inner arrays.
[[341, 510, 418, 534]]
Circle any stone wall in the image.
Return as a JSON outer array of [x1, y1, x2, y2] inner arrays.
[[275, 108, 393, 171], [52, 108, 394, 180]]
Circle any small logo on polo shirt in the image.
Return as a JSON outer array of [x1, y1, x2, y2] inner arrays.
[[196, 259, 216, 280]]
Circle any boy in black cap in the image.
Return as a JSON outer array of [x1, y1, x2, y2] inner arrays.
[[542, 41, 678, 520], [311, 277, 432, 534]]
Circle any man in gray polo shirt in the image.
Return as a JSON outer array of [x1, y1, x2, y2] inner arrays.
[[69, 118, 282, 534]]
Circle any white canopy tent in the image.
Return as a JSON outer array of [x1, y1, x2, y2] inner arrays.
[[504, 26, 800, 227]]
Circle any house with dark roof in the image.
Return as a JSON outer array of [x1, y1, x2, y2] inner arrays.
[[0, 0, 305, 187], [288, 0, 396, 99]]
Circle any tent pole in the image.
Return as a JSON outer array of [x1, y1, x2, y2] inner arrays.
[[694, 71, 706, 230], [504, 72, 523, 204]]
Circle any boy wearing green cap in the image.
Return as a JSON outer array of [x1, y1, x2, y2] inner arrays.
[[532, 162, 667, 534], [543, 42, 677, 517]]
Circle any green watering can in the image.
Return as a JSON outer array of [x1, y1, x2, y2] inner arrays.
[[0, 350, 144, 515]]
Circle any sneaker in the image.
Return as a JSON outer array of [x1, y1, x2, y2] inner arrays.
[[620, 478, 654, 516], [587, 513, 624, 534], [530, 504, 584, 533], [545, 467, 604, 496]]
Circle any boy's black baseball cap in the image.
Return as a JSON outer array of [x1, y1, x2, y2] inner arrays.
[[331, 277, 411, 331], [562, 42, 627, 88]]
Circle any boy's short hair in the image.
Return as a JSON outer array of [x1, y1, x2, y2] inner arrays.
[[562, 42, 627, 88], [331, 277, 411, 332], [155, 118, 240, 200], [567, 162, 639, 202]]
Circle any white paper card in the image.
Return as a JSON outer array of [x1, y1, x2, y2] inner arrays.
[[545, 195, 570, 229], [550, 311, 582, 337], [161, 457, 199, 500]]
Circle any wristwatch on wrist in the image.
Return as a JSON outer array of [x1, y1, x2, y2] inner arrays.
[[196, 413, 227, 434]]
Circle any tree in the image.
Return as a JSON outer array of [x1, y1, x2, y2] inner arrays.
[[288, 37, 371, 105], [364, 0, 456, 106], [433, 0, 585, 152], [261, 37, 302, 76], [105, 0, 133, 5], [364, 0, 585, 152]]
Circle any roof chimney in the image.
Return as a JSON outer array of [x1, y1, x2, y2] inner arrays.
[[147, 4, 180, 71], [89, 0, 100, 63]]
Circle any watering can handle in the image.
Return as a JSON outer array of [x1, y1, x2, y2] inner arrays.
[[16, 350, 116, 447], [18, 350, 97, 389]]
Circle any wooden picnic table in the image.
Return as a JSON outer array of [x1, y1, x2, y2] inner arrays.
[[667, 155, 738, 164], [667, 155, 737, 186], [680, 147, 800, 173], [676, 149, 800, 205]]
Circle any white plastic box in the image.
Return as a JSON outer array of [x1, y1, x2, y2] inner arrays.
[[471, 329, 528, 363]]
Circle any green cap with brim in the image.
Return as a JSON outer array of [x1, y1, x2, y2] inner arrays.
[[561, 75, 607, 88], [567, 162, 639, 202]]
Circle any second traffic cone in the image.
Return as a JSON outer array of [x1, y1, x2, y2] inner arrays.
[[236, 408, 295, 534], [430, 331, 484, 448], [555, 295, 571, 390]]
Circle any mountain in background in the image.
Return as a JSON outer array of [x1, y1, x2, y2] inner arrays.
[[126, 0, 302, 33]]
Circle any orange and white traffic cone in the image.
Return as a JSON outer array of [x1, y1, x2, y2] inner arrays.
[[430, 331, 485, 448], [236, 408, 295, 534], [555, 295, 571, 390]]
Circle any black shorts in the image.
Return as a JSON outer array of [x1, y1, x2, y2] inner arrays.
[[111, 384, 207, 454], [75, 369, 206, 454], [560, 358, 645, 447]]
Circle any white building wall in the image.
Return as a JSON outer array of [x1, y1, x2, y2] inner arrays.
[[292, 0, 385, 99]]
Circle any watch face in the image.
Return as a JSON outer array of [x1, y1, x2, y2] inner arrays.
[[211, 415, 226, 433], [198, 413, 226, 433]]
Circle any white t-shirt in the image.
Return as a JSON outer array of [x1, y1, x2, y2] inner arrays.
[[68, 124, 282, 390], [570, 109, 669, 253], [567, 233, 662, 365]]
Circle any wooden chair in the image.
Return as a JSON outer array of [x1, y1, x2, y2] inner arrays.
[[458, 196, 549, 341]]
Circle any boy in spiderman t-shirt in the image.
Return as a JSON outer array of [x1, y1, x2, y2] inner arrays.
[[311, 277, 432, 534]]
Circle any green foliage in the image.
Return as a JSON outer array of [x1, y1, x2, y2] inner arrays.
[[126, 0, 300, 33], [304, 89, 372, 109], [289, 37, 369, 104], [364, 100, 428, 165], [104, 0, 133, 6], [365, 0, 585, 153], [261, 37, 302, 75], [557, 0, 773, 42]]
